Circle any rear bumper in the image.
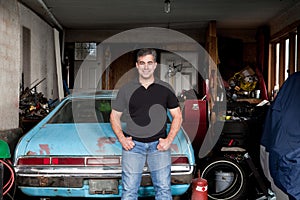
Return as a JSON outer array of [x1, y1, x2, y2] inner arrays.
[[19, 183, 191, 198], [16, 165, 194, 197], [17, 173, 193, 187]]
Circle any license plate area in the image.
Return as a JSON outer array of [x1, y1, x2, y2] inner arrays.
[[89, 179, 119, 194]]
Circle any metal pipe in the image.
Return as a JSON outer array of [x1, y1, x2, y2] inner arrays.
[[36, 0, 63, 30], [20, 0, 63, 30]]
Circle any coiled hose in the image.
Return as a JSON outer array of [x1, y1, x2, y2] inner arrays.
[[0, 159, 15, 198]]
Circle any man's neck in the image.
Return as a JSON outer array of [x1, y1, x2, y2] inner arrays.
[[139, 76, 155, 88]]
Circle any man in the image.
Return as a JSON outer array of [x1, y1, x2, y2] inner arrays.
[[110, 48, 182, 200]]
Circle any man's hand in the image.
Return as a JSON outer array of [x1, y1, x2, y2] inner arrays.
[[157, 106, 182, 151], [120, 136, 135, 151], [110, 109, 135, 151], [157, 138, 172, 151]]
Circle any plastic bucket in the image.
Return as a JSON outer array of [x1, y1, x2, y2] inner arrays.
[[215, 171, 234, 193]]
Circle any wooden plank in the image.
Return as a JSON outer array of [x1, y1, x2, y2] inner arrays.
[[54, 29, 65, 101], [237, 98, 262, 104]]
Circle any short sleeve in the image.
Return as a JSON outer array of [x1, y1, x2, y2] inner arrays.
[[111, 88, 126, 112], [167, 87, 179, 109]]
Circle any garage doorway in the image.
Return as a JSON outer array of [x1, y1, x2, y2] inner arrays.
[[21, 26, 31, 90]]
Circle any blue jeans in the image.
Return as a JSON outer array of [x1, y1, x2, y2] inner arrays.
[[121, 140, 172, 200]]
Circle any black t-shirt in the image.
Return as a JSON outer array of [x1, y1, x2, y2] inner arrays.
[[112, 77, 179, 142]]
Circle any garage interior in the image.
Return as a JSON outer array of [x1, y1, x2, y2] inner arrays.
[[1, 0, 300, 199]]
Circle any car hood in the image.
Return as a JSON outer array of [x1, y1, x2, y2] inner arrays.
[[17, 123, 121, 156]]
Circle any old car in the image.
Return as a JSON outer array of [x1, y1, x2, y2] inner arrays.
[[13, 90, 195, 199]]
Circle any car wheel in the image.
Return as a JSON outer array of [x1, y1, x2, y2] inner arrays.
[[201, 157, 247, 200]]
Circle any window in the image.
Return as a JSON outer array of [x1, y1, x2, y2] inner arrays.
[[75, 42, 97, 60], [269, 25, 299, 95], [48, 99, 111, 123]]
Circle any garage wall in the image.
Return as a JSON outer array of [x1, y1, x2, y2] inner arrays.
[[269, 1, 300, 35], [0, 1, 59, 132], [19, 3, 57, 100], [0, 0, 20, 130]]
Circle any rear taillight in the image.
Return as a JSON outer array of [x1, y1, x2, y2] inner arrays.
[[52, 157, 85, 165], [18, 157, 50, 165], [87, 157, 120, 166], [171, 156, 189, 165], [17, 156, 121, 166]]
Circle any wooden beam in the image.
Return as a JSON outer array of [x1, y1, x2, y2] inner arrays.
[[268, 43, 276, 96], [297, 26, 300, 72], [207, 21, 218, 63], [206, 20, 218, 103], [257, 26, 270, 74], [279, 40, 285, 86], [288, 32, 296, 75], [270, 20, 300, 42]]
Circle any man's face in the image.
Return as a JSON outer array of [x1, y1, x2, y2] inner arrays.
[[136, 54, 157, 80]]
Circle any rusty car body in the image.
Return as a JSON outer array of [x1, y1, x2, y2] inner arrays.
[[13, 90, 195, 198]]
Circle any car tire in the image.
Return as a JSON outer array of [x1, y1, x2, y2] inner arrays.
[[201, 157, 248, 200]]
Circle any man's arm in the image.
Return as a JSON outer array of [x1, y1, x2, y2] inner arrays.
[[157, 106, 182, 151], [110, 109, 135, 150]]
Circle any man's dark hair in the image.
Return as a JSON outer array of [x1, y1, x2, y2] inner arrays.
[[136, 48, 157, 62]]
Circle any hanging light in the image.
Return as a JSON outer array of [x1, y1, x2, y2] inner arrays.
[[164, 0, 171, 14]]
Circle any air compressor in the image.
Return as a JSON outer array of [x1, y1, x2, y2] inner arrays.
[[191, 170, 208, 200]]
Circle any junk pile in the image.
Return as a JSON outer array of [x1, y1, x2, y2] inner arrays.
[[226, 66, 259, 101], [19, 87, 50, 120], [19, 87, 58, 133]]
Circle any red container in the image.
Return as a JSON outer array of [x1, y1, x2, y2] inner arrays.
[[191, 170, 208, 200]]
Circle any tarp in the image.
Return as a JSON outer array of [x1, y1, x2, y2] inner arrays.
[[261, 72, 300, 200]]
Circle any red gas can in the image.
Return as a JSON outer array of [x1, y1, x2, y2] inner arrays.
[[191, 170, 208, 200]]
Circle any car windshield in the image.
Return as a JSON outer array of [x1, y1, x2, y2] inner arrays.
[[47, 99, 112, 123]]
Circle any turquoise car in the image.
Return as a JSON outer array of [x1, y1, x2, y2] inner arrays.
[[14, 90, 195, 199]]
